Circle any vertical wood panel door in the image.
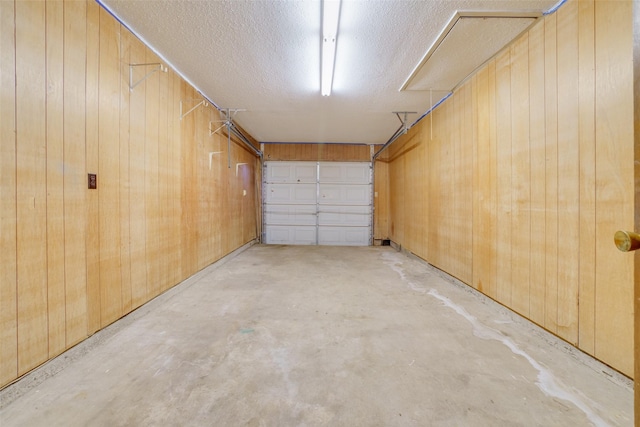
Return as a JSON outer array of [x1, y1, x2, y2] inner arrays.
[[264, 161, 372, 246]]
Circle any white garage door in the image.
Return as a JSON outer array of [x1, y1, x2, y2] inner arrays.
[[264, 161, 372, 246]]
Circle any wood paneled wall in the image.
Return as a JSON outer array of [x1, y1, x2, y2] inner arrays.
[[381, 0, 634, 377], [0, 0, 260, 389], [263, 143, 373, 162], [373, 161, 389, 241]]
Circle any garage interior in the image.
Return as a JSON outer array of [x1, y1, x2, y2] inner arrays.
[[0, 0, 637, 425]]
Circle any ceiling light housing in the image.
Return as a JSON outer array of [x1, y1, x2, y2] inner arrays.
[[321, 0, 341, 96]]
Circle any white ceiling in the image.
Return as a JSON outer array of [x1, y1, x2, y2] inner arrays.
[[101, 0, 560, 145]]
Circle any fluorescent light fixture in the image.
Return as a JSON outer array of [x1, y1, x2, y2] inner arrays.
[[321, 38, 336, 96], [321, 0, 341, 96]]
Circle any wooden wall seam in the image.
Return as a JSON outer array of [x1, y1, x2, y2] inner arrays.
[[555, 0, 580, 345], [85, 0, 101, 336], [0, 0, 19, 386], [577, 0, 596, 356], [16, 0, 49, 375]]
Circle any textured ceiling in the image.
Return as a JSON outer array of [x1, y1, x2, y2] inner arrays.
[[101, 0, 560, 145]]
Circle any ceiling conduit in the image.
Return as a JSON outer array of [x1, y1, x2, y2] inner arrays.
[[372, 98, 451, 161], [372, 112, 417, 161]]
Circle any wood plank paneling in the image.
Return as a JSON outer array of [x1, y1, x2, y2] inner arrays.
[[543, 12, 559, 334], [63, 0, 88, 348], [144, 49, 161, 299], [577, 0, 596, 355], [15, 0, 49, 374], [46, 0, 66, 358], [453, 84, 472, 282], [157, 59, 170, 292], [128, 35, 148, 310], [211, 132, 222, 260], [207, 102, 218, 256], [218, 131, 231, 257], [472, 66, 496, 297], [427, 107, 439, 265], [0, 0, 18, 386], [1, 0, 263, 389], [98, 7, 122, 327], [510, 34, 531, 318], [374, 160, 389, 241], [439, 98, 453, 275], [180, 86, 198, 278], [414, 128, 426, 258], [169, 71, 182, 284], [485, 61, 497, 298], [389, 153, 405, 244], [556, 1, 580, 344], [264, 143, 370, 162], [594, 0, 634, 377], [528, 20, 546, 326], [198, 100, 208, 264], [403, 129, 420, 254], [383, 0, 634, 377], [495, 48, 512, 306], [85, 0, 101, 335], [119, 29, 132, 313]]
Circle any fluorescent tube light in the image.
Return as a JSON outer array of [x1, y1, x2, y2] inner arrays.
[[321, 0, 341, 96], [321, 37, 336, 96]]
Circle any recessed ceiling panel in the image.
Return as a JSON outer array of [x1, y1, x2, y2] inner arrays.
[[402, 14, 538, 91]]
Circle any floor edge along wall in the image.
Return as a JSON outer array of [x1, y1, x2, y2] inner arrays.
[[379, 0, 634, 378], [0, 240, 258, 396]]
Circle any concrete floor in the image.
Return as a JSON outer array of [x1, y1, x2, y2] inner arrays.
[[0, 244, 633, 426]]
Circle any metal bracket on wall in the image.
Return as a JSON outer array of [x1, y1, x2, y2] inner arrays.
[[209, 121, 227, 137], [129, 63, 167, 91], [209, 108, 246, 136], [391, 111, 418, 134], [210, 108, 246, 168], [209, 151, 223, 169], [180, 98, 209, 120], [235, 163, 249, 177]]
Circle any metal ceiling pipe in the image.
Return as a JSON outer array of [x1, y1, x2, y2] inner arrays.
[[372, 123, 404, 161], [229, 124, 263, 158], [373, 92, 454, 162]]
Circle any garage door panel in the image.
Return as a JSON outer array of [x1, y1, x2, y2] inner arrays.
[[266, 226, 317, 245], [318, 205, 371, 226], [319, 162, 370, 184], [265, 205, 317, 226], [265, 183, 316, 205], [318, 226, 370, 246], [264, 161, 371, 246], [319, 184, 371, 205], [266, 161, 317, 183]]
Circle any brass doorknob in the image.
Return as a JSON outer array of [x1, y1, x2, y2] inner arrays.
[[614, 230, 640, 252]]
